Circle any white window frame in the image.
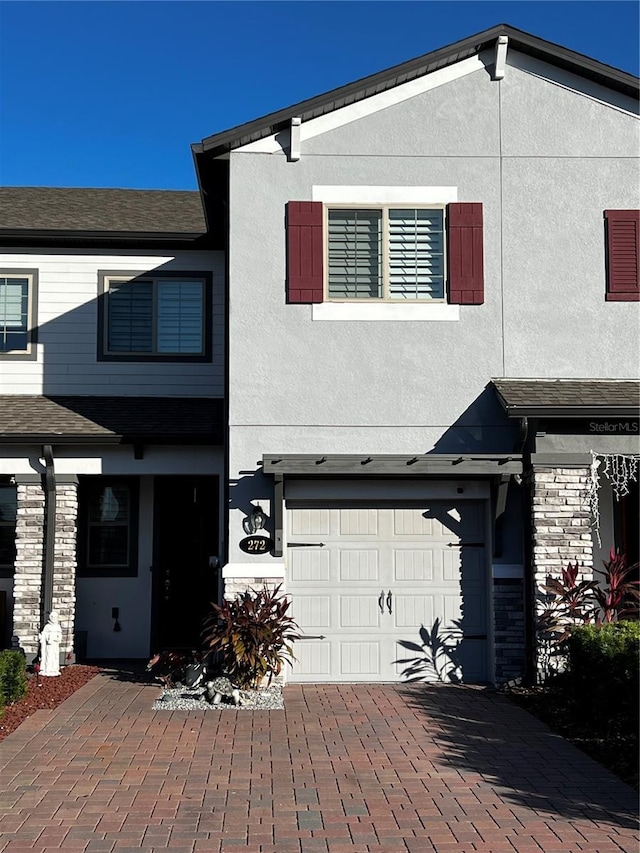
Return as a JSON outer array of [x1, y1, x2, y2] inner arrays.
[[324, 204, 447, 303], [99, 272, 209, 361], [0, 269, 38, 359]]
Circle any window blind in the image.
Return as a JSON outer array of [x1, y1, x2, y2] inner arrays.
[[108, 281, 153, 352], [388, 209, 444, 299], [157, 281, 203, 353], [0, 277, 29, 352], [328, 210, 382, 298]]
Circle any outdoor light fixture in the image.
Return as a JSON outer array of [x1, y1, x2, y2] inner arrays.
[[244, 504, 267, 534]]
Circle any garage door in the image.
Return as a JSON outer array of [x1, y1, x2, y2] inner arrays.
[[287, 501, 488, 683]]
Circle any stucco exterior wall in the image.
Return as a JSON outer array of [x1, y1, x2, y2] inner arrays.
[[225, 50, 639, 570]]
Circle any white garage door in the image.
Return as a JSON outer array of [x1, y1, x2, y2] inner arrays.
[[287, 501, 488, 683]]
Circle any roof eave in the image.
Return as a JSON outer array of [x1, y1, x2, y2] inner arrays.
[[502, 406, 640, 419], [196, 23, 639, 157]]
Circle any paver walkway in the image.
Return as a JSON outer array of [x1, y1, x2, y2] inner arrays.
[[0, 674, 638, 853]]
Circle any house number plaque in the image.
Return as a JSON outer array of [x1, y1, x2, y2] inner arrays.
[[239, 535, 273, 554]]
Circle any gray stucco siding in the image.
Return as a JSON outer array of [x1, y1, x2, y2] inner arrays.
[[501, 61, 639, 158], [501, 157, 640, 378], [301, 68, 500, 158], [229, 153, 505, 429]]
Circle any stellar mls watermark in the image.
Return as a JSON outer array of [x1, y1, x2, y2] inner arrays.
[[589, 421, 639, 433]]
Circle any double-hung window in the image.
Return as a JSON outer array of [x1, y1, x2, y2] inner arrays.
[[98, 271, 211, 361], [286, 200, 484, 306], [327, 207, 445, 300], [0, 269, 38, 358]]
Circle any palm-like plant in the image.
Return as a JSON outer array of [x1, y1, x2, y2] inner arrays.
[[201, 585, 300, 689]]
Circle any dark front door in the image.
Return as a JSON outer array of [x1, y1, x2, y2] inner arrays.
[[152, 476, 219, 651]]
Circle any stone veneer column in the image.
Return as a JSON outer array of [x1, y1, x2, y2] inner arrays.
[[12, 481, 45, 657], [52, 480, 78, 659], [531, 466, 594, 590], [530, 465, 594, 680]]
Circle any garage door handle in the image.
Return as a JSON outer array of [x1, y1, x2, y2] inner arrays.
[[379, 591, 384, 614], [386, 590, 393, 615]]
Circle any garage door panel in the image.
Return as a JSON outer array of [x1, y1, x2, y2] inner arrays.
[[340, 641, 380, 675], [393, 593, 434, 628], [292, 642, 331, 678], [340, 508, 378, 535], [290, 508, 331, 535], [292, 594, 331, 629], [287, 501, 488, 683], [442, 550, 461, 582], [290, 549, 331, 583], [394, 508, 435, 536], [340, 595, 381, 628], [393, 549, 434, 581], [340, 549, 379, 581]]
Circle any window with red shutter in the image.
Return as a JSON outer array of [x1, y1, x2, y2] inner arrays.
[[447, 203, 484, 305], [605, 210, 639, 302], [286, 202, 324, 303], [285, 199, 484, 306]]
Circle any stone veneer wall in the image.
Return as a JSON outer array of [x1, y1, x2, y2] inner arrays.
[[53, 482, 78, 658], [223, 577, 283, 600], [530, 465, 593, 678], [531, 466, 594, 587], [493, 578, 525, 684], [12, 479, 79, 660], [12, 483, 45, 656]]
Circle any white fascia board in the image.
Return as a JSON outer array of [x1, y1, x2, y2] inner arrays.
[[312, 185, 458, 204], [508, 49, 640, 117], [236, 53, 488, 154]]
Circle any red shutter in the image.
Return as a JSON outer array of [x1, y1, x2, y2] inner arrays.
[[447, 203, 484, 305], [286, 201, 324, 303], [605, 210, 639, 302]]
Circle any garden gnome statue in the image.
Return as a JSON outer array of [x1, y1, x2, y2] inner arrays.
[[39, 611, 62, 676]]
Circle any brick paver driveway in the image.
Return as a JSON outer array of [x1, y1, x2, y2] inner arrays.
[[0, 674, 637, 853]]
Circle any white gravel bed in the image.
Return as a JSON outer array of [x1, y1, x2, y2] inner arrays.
[[152, 683, 284, 711]]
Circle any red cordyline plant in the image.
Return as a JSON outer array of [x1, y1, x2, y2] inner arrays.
[[593, 550, 640, 623], [538, 551, 639, 643], [201, 584, 300, 689]]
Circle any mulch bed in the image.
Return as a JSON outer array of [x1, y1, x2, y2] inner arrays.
[[0, 665, 100, 743], [506, 686, 639, 791]]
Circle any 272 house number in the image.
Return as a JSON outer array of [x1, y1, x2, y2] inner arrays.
[[239, 535, 272, 554]]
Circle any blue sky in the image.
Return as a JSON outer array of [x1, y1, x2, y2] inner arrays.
[[0, 1, 638, 189]]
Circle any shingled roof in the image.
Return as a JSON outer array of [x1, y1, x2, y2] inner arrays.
[[492, 379, 640, 417], [0, 187, 206, 234], [0, 396, 223, 443]]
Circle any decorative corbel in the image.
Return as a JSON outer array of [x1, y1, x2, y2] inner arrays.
[[493, 35, 508, 81], [289, 116, 301, 162]]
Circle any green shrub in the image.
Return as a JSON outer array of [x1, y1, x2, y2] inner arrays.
[[0, 650, 28, 709], [566, 621, 639, 734]]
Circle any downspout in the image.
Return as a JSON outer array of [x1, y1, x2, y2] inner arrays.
[[42, 444, 56, 627], [516, 416, 538, 685]]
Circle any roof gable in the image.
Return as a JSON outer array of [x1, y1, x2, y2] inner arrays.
[[193, 24, 639, 158]]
